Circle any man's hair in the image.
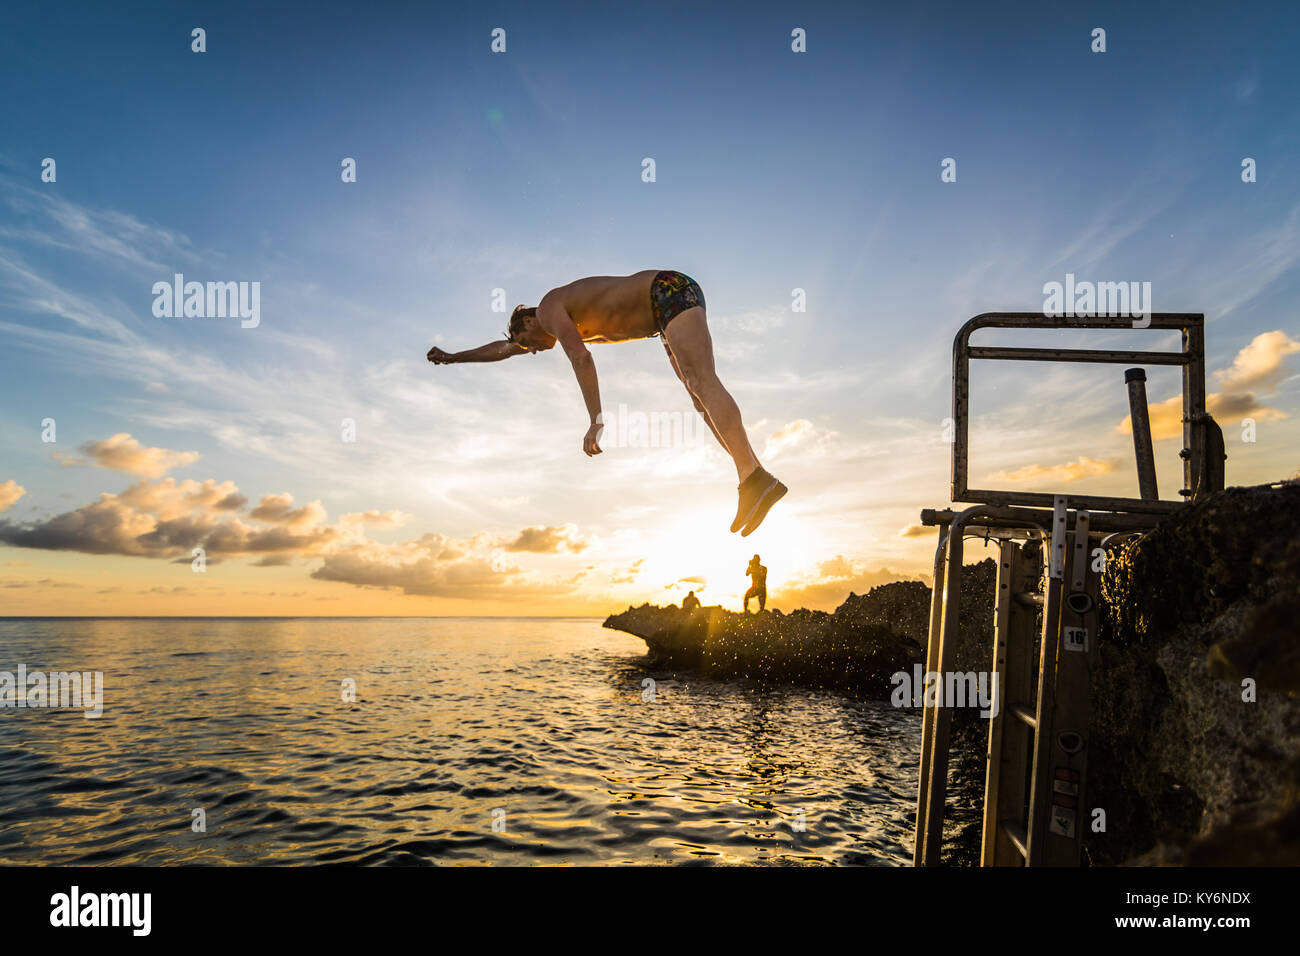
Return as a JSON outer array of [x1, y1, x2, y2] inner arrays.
[[507, 305, 537, 342]]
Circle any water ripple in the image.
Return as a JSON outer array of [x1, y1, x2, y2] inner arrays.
[[0, 617, 922, 865]]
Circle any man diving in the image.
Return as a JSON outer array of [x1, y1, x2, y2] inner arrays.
[[427, 270, 787, 536]]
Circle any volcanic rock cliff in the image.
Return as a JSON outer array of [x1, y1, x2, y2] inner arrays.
[[603, 561, 997, 697], [1086, 482, 1300, 865]]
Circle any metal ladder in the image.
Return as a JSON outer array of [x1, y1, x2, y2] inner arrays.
[[914, 497, 1099, 866], [982, 498, 1098, 865]]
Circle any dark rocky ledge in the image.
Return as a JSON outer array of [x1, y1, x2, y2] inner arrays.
[[1087, 481, 1300, 865], [603, 561, 996, 698]]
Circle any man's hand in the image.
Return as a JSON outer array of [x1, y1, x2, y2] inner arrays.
[[427, 346, 457, 364], [583, 421, 604, 457]]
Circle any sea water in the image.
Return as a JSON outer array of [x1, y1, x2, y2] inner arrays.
[[0, 617, 920, 865]]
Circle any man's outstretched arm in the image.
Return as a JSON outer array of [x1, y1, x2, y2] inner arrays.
[[536, 296, 603, 456], [427, 340, 527, 364]]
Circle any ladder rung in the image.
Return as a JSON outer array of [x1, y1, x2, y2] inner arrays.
[[1013, 590, 1044, 607], [1010, 702, 1038, 729], [1000, 819, 1029, 857]]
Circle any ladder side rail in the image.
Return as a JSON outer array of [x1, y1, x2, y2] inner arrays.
[[1076, 533, 1103, 863], [981, 539, 1017, 864], [1008, 543, 1044, 857], [1026, 497, 1069, 864], [914, 529, 949, 865], [983, 539, 1040, 865], [920, 526, 964, 865], [919, 503, 997, 864], [1040, 512, 1095, 864]]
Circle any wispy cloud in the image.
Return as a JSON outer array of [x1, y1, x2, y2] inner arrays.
[[1, 181, 196, 272], [762, 418, 837, 459]]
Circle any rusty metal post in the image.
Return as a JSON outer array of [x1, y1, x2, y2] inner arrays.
[[951, 334, 970, 502], [1182, 319, 1207, 499], [1125, 368, 1159, 501]]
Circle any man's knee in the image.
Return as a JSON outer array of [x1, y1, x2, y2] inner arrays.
[[679, 363, 716, 397]]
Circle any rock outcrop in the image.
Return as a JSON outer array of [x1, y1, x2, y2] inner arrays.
[[1088, 482, 1300, 865], [603, 559, 998, 697]]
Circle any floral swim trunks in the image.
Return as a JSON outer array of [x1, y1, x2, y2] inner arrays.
[[649, 270, 705, 335]]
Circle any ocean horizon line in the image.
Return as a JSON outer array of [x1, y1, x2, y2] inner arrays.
[[0, 615, 610, 621]]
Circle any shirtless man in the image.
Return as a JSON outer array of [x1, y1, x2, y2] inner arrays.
[[427, 270, 787, 536], [744, 553, 767, 613]]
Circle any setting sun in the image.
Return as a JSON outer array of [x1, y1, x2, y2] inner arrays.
[[618, 503, 824, 608]]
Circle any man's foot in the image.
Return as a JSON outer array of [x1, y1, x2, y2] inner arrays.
[[730, 467, 768, 532], [730, 467, 787, 536]]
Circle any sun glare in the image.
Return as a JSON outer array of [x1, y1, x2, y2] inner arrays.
[[630, 504, 823, 608]]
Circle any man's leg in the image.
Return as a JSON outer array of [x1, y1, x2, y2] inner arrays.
[[661, 307, 759, 482], [663, 307, 787, 535], [664, 341, 730, 455]]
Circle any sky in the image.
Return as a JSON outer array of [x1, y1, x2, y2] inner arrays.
[[1, 0, 1298, 615]]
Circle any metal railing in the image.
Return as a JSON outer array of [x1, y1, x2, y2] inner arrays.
[[950, 312, 1220, 513]]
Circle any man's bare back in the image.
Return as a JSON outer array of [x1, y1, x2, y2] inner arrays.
[[426, 269, 787, 537], [545, 271, 660, 343]]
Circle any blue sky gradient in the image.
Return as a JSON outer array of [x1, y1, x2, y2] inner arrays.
[[2, 0, 1297, 613]]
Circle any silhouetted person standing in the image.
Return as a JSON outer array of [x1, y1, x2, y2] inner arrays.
[[744, 554, 767, 613], [682, 590, 701, 611]]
